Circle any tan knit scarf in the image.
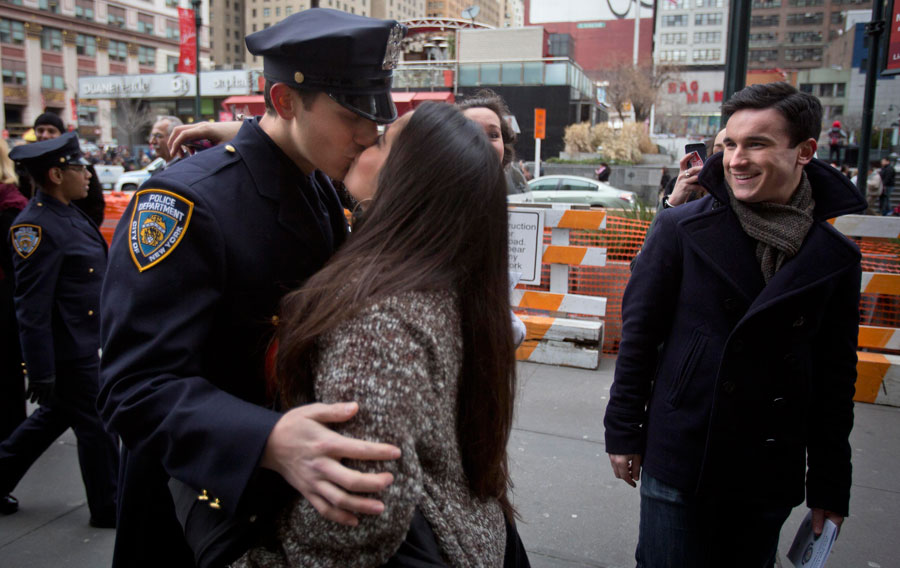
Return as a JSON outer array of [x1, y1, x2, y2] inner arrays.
[[727, 171, 815, 283]]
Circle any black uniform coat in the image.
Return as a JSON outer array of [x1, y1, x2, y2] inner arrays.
[[98, 119, 347, 563], [10, 189, 107, 378], [604, 155, 866, 517]]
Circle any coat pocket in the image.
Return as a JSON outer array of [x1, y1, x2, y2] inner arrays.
[[666, 328, 708, 409]]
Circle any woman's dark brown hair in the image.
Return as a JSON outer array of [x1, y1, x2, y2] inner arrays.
[[276, 101, 517, 518], [458, 89, 517, 168]]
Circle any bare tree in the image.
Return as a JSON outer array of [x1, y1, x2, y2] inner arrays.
[[114, 98, 154, 152], [601, 63, 678, 123]]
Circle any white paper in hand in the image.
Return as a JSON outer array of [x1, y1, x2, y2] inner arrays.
[[787, 510, 838, 568]]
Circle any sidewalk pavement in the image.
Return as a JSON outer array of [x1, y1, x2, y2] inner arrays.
[[2, 359, 899, 567]]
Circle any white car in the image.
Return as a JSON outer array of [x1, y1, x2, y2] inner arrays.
[[508, 175, 637, 208], [113, 158, 165, 192]]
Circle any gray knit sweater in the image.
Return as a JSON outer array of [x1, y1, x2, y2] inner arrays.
[[234, 290, 506, 567]]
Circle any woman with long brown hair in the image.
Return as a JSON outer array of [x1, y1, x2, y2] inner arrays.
[[236, 102, 517, 566]]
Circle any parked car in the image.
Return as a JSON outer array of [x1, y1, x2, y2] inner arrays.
[[113, 157, 165, 191], [508, 175, 637, 208]]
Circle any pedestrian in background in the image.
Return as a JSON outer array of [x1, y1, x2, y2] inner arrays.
[[828, 120, 847, 166], [0, 138, 27, 503], [880, 157, 896, 215], [0, 132, 118, 526], [606, 83, 864, 567]]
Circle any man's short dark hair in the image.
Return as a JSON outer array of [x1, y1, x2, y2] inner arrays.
[[262, 79, 318, 116], [721, 82, 822, 147]]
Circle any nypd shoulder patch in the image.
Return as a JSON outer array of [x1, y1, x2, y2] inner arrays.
[[10, 224, 42, 259], [128, 189, 194, 272]]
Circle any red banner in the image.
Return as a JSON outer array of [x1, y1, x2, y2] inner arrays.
[[886, 0, 900, 74], [178, 7, 196, 74]]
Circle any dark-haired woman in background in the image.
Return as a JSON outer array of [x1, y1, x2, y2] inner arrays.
[[235, 102, 518, 566]]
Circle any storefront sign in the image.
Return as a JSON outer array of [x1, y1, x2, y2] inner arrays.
[[667, 80, 723, 105], [78, 71, 256, 100]]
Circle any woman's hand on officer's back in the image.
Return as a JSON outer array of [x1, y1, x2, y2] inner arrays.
[[260, 402, 402, 526], [608, 453, 642, 488], [168, 121, 243, 159]]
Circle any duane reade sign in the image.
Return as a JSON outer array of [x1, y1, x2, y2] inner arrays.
[[78, 70, 256, 99], [508, 208, 545, 286]]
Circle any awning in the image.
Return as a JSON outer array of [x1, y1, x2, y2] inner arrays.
[[392, 91, 455, 115], [221, 95, 266, 116], [411, 92, 454, 103]]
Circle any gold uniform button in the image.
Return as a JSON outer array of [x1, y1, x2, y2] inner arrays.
[[21, 362, 26, 367], [271, 315, 279, 325], [37, 202, 44, 207], [209, 498, 222, 510], [225, 144, 236, 153], [197, 489, 209, 501], [22, 369, 27, 375], [88, 310, 94, 316], [88, 267, 94, 273], [294, 71, 304, 84]]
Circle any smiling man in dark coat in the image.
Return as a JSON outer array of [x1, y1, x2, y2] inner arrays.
[[604, 82, 866, 567]]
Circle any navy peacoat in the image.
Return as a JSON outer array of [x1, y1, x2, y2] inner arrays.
[[604, 155, 866, 517]]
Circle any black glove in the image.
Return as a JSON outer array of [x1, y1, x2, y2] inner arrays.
[[25, 374, 55, 405]]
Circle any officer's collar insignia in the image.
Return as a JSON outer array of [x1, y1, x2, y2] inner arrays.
[[11, 224, 41, 259], [128, 189, 194, 272], [382, 24, 403, 71]]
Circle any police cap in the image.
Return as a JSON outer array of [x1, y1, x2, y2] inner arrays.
[[9, 131, 90, 177], [245, 8, 406, 124]]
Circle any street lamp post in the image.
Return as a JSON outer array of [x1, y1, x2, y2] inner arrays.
[[191, 0, 202, 121]]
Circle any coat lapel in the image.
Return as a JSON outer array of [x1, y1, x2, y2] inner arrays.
[[678, 205, 766, 302]]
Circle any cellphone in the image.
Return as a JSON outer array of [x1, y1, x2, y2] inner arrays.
[[685, 143, 707, 168]]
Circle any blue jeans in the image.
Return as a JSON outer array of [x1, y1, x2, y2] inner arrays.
[[636, 473, 791, 568]]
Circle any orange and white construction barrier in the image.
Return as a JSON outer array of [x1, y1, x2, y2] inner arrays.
[[856, 352, 900, 406]]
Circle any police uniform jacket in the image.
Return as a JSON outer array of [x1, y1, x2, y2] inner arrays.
[[98, 118, 347, 515], [604, 154, 865, 517], [9, 189, 106, 381]]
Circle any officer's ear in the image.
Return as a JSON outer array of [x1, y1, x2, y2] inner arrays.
[[269, 83, 299, 120], [45, 166, 65, 186]]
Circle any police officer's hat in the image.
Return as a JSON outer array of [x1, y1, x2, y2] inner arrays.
[[9, 131, 90, 177], [245, 8, 406, 124]]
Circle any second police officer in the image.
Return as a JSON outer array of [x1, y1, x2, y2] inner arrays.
[[98, 9, 422, 567], [0, 132, 118, 526]]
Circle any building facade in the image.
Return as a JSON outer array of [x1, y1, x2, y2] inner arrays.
[[210, 0, 245, 68], [1, 0, 210, 141], [747, 0, 871, 69], [654, 0, 728, 67], [424, 0, 501, 27]]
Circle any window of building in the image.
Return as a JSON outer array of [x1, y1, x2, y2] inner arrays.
[[749, 31, 777, 43], [784, 47, 823, 61], [41, 27, 63, 52], [166, 0, 178, 6], [2, 59, 26, 84], [276, 6, 280, 15], [234, 14, 240, 24], [252, 23, 257, 31], [252, 8, 257, 16], [787, 30, 823, 43], [234, 43, 241, 54], [108, 5, 126, 27], [752, 0, 781, 6], [749, 49, 779, 62], [662, 15, 689, 27], [138, 45, 155, 65], [661, 32, 687, 45], [660, 49, 688, 62], [42, 65, 64, 89], [696, 0, 722, 7], [695, 13, 723, 25], [166, 19, 178, 39], [694, 31, 722, 43], [109, 40, 128, 62], [39, 0, 61, 13], [693, 48, 721, 61], [263, 7, 271, 16], [751, 14, 779, 26], [786, 12, 823, 25], [799, 83, 813, 93], [138, 13, 154, 34], [233, 29, 239, 38], [167, 55, 179, 72], [75, 0, 95, 20], [789, 0, 823, 5], [285, 5, 293, 14], [76, 33, 96, 55], [830, 12, 845, 24], [0, 19, 25, 45]]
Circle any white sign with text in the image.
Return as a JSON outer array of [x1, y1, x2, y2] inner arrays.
[[508, 208, 545, 286]]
